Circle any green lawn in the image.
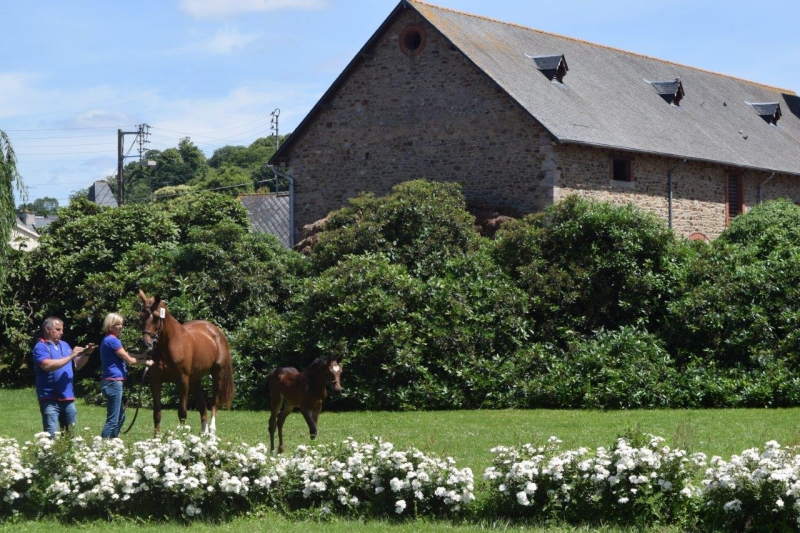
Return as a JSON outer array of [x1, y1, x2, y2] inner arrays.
[[2, 387, 799, 532]]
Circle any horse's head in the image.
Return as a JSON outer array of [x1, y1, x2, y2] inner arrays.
[[138, 289, 167, 350], [326, 355, 343, 392]]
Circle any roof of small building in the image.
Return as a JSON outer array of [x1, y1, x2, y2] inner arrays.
[[237, 193, 291, 248], [88, 180, 118, 207], [271, 0, 800, 176]]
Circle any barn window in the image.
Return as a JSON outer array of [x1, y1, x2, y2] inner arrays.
[[528, 54, 569, 83], [647, 78, 685, 106], [399, 25, 426, 57], [747, 102, 782, 125], [726, 174, 743, 224], [611, 158, 633, 182]]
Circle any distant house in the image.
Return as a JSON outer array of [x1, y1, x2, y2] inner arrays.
[[237, 193, 291, 247], [270, 0, 800, 242], [10, 216, 39, 251], [10, 211, 58, 251], [87, 181, 118, 207]]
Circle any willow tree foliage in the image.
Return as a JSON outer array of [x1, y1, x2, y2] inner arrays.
[[0, 130, 26, 283]]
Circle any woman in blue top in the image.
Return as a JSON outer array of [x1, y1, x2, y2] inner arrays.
[[100, 313, 152, 438], [32, 317, 96, 436]]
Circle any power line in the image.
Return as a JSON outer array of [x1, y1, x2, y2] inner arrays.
[[17, 149, 116, 155], [3, 126, 136, 132]]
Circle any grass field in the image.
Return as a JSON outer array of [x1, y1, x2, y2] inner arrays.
[[2, 387, 799, 532]]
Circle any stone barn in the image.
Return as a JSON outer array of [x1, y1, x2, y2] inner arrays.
[[269, 0, 800, 242]]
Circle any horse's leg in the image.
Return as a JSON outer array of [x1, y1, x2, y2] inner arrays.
[[276, 403, 293, 454], [191, 381, 209, 435], [208, 366, 222, 435], [151, 378, 162, 436], [312, 403, 322, 426], [301, 407, 318, 440], [177, 375, 190, 427], [268, 399, 280, 454]]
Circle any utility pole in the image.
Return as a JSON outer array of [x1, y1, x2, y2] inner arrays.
[[270, 109, 280, 193], [117, 124, 150, 206]]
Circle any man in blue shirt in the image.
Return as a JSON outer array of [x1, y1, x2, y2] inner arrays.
[[32, 316, 96, 436]]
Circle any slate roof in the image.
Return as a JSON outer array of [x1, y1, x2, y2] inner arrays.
[[88, 180, 118, 207], [237, 193, 291, 248], [271, 0, 800, 176]]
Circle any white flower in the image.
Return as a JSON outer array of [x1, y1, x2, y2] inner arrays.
[[395, 499, 407, 514], [516, 491, 530, 506], [723, 499, 742, 512]]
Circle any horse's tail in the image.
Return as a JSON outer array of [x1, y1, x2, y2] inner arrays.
[[219, 356, 234, 409], [217, 335, 234, 410]]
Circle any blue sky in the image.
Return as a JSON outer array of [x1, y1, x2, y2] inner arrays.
[[3, 0, 798, 207]]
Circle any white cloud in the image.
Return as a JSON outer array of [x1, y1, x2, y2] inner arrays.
[[174, 28, 263, 56], [179, 0, 328, 19]]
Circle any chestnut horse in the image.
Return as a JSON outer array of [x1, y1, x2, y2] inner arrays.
[[268, 356, 342, 453], [138, 289, 233, 435]]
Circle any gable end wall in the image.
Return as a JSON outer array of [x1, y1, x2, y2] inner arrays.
[[286, 9, 553, 233]]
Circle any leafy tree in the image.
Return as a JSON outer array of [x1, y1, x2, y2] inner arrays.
[[68, 188, 88, 203], [18, 196, 58, 215], [190, 165, 253, 197], [1, 130, 26, 279], [178, 137, 208, 181]]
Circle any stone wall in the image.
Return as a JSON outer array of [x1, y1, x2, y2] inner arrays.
[[285, 9, 551, 234], [553, 143, 798, 239]]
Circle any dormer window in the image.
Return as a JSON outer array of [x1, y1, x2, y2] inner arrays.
[[527, 54, 568, 83], [647, 78, 685, 106], [747, 102, 782, 125]]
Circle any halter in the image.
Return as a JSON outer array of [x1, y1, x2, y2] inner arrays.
[[141, 307, 164, 350]]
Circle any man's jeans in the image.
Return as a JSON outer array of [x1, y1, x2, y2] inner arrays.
[[101, 380, 126, 438], [39, 399, 77, 437]]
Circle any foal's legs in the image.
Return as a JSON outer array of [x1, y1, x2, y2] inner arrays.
[[274, 403, 293, 454], [302, 408, 318, 440]]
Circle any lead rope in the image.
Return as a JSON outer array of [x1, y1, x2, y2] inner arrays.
[[122, 366, 149, 435]]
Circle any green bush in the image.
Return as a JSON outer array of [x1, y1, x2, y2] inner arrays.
[[666, 200, 800, 369], [522, 327, 680, 409], [493, 196, 683, 345], [309, 180, 479, 277]]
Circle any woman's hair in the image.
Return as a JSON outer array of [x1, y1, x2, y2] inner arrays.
[[102, 313, 124, 333]]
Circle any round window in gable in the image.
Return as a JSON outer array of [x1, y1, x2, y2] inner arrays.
[[399, 25, 426, 57]]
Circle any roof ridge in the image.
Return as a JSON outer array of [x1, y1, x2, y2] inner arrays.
[[408, 0, 796, 95]]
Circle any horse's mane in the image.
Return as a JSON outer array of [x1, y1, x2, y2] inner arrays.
[[306, 358, 328, 374]]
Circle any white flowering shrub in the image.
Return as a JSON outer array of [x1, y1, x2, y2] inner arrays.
[[125, 426, 275, 519], [271, 438, 474, 518], [484, 433, 704, 527], [22, 427, 276, 520], [2, 429, 798, 529], [0, 437, 34, 515], [700, 440, 800, 532]]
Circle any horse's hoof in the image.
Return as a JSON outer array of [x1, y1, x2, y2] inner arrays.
[[310, 433, 317, 440]]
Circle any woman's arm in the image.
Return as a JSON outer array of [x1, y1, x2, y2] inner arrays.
[[115, 347, 153, 366]]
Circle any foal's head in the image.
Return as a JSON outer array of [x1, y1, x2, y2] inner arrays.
[[138, 289, 166, 350], [321, 355, 343, 392]]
